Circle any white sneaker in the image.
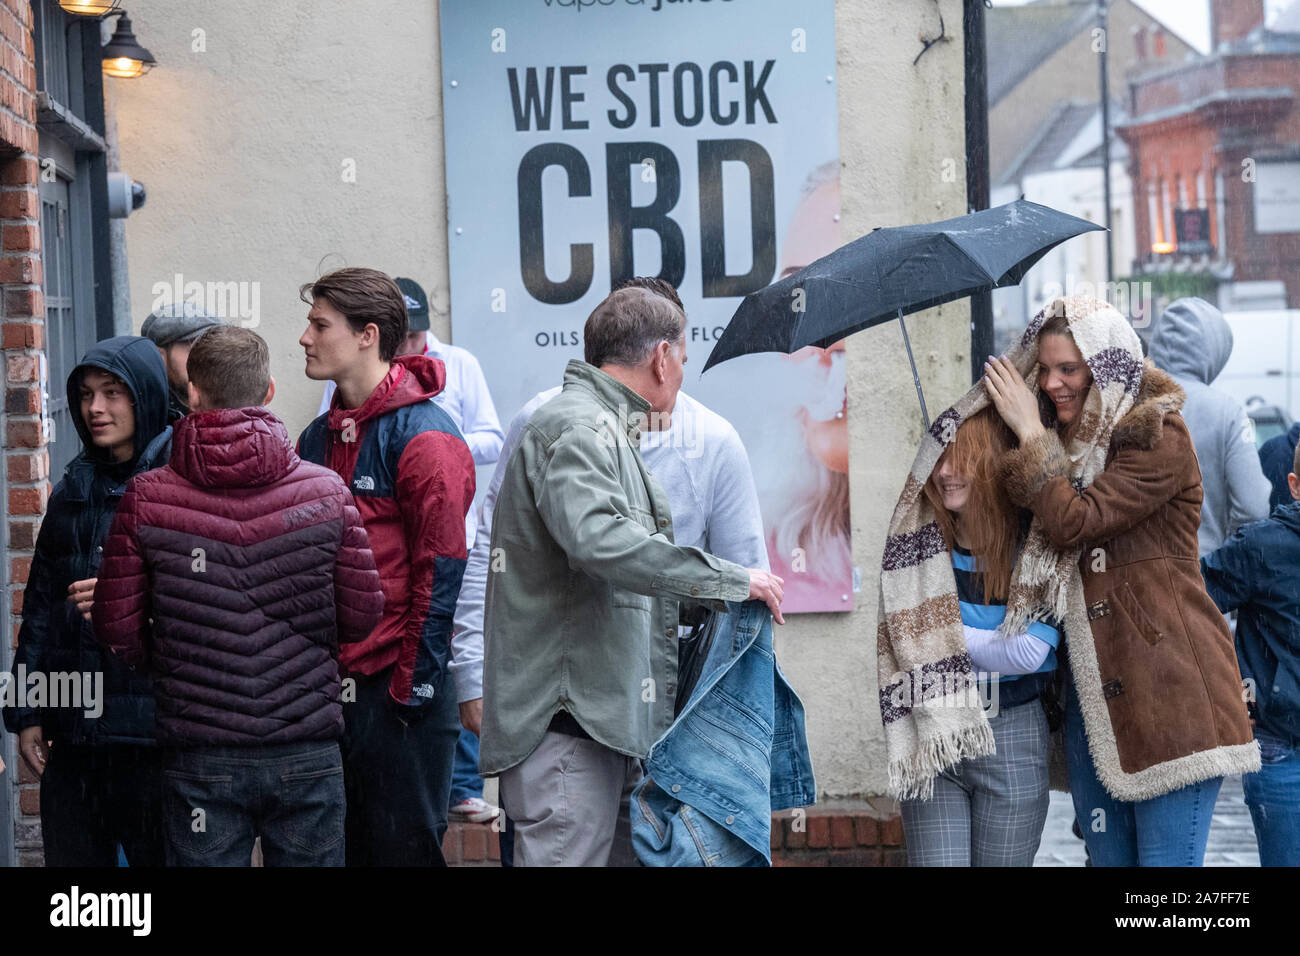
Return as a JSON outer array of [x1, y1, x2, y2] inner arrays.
[[449, 797, 500, 824]]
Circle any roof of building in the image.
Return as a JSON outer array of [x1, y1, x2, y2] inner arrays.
[[988, 1, 1198, 108], [997, 98, 1129, 188], [988, 2, 1098, 108]]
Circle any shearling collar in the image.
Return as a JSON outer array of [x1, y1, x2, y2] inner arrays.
[[1110, 360, 1186, 451]]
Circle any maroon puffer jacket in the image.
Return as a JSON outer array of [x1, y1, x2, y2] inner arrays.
[[92, 406, 384, 746]]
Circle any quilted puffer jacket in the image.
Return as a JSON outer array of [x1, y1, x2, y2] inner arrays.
[[92, 405, 385, 746]]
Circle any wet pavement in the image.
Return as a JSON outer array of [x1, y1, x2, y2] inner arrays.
[[1033, 775, 1261, 867]]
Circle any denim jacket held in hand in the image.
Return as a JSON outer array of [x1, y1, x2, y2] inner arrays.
[[631, 599, 815, 866]]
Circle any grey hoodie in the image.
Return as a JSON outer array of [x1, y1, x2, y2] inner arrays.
[[1149, 297, 1272, 555]]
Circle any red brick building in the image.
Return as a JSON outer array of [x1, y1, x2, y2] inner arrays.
[[2, 0, 122, 866], [0, 0, 47, 868], [1118, 0, 1300, 309]]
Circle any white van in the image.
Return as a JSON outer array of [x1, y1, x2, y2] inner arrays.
[[1218, 311, 1300, 435]]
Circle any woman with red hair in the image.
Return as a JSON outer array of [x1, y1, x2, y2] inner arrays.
[[897, 408, 1062, 866]]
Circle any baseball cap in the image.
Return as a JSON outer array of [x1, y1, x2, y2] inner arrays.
[[395, 277, 430, 333]]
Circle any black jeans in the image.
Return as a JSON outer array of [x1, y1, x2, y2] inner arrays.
[[162, 741, 346, 867], [40, 743, 164, 867], [340, 666, 459, 866]]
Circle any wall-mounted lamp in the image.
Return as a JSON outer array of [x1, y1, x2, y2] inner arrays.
[[1151, 241, 1175, 255], [101, 12, 155, 78], [58, 0, 121, 15], [58, 3, 155, 78]]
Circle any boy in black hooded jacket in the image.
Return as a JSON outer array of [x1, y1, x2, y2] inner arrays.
[[1, 336, 172, 866]]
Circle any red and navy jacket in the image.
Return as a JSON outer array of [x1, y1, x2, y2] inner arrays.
[[297, 355, 476, 718]]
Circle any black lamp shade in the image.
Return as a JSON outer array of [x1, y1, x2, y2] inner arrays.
[[102, 13, 155, 78]]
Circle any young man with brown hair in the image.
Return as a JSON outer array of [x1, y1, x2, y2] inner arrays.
[[297, 267, 477, 866], [92, 326, 385, 866]]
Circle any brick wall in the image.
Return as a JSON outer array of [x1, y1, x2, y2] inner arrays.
[[0, 0, 45, 867], [442, 803, 909, 867]]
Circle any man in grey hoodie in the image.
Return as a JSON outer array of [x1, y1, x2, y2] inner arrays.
[[1149, 297, 1272, 555]]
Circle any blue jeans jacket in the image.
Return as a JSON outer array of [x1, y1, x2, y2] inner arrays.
[[631, 600, 815, 866]]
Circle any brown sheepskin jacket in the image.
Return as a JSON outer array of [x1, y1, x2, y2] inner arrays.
[[1000, 363, 1259, 801]]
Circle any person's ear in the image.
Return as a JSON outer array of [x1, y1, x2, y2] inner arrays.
[[654, 340, 671, 382], [187, 380, 202, 414], [1288, 472, 1299, 501], [362, 322, 381, 353], [263, 376, 276, 406]]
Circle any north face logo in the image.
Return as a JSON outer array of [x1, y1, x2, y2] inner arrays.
[[412, 683, 435, 699], [353, 475, 376, 491]]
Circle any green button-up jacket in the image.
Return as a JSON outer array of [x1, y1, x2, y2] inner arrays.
[[479, 360, 752, 774]]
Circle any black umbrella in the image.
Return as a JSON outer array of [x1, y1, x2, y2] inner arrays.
[[702, 199, 1105, 427]]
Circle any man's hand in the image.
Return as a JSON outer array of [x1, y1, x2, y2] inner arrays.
[[18, 726, 47, 778], [983, 355, 1046, 445], [459, 698, 482, 736], [747, 570, 785, 625], [68, 578, 97, 622]]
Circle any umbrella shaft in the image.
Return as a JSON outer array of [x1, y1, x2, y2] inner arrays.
[[897, 310, 930, 429]]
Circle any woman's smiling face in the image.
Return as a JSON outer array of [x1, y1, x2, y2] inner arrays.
[[934, 448, 971, 515], [1037, 332, 1093, 426]]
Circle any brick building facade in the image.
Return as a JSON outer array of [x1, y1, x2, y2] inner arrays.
[[1118, 0, 1300, 308], [2, 0, 117, 866], [0, 0, 46, 868]]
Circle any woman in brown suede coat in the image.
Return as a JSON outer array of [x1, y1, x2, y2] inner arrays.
[[983, 299, 1258, 866]]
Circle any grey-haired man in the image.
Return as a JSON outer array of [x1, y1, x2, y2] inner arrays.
[[140, 303, 224, 421]]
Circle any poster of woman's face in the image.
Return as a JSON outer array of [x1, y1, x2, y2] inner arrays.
[[758, 162, 854, 612]]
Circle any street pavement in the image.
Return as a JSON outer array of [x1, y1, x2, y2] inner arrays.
[[1033, 775, 1261, 866]]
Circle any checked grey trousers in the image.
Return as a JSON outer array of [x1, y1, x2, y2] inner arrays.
[[900, 699, 1051, 866]]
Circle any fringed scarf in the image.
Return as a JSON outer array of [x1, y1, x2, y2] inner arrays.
[[877, 295, 1146, 800]]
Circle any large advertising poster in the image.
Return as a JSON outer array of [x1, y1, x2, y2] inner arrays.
[[440, 0, 850, 612]]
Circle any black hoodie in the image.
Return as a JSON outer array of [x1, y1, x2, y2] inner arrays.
[[2, 336, 172, 746]]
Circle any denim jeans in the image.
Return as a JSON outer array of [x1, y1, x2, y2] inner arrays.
[[162, 741, 345, 867], [1242, 729, 1300, 866], [340, 666, 459, 866], [449, 729, 484, 804], [1064, 673, 1221, 866]]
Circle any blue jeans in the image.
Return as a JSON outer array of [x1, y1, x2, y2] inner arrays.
[[1064, 673, 1221, 866], [162, 741, 345, 867], [449, 729, 484, 804], [1242, 729, 1300, 866]]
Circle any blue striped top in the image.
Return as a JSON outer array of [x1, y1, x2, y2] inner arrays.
[[953, 545, 1061, 706]]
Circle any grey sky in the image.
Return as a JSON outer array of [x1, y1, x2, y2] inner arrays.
[[993, 0, 1294, 54]]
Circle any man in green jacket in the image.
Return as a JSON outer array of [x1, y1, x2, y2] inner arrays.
[[481, 284, 784, 866]]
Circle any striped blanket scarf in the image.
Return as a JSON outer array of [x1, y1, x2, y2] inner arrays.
[[877, 296, 1145, 800]]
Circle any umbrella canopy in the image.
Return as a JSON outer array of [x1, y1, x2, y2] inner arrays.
[[702, 199, 1105, 373]]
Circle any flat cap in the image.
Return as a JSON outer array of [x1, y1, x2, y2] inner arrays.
[[140, 302, 224, 347]]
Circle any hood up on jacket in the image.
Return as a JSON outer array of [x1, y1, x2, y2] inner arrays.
[[324, 353, 446, 430], [67, 335, 171, 468], [1148, 297, 1234, 386], [170, 405, 297, 489]]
